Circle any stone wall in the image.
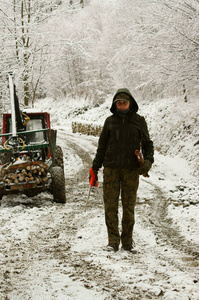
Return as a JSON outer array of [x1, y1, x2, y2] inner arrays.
[[72, 122, 102, 136]]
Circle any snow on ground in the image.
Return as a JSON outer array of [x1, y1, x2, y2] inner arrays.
[[0, 95, 198, 300]]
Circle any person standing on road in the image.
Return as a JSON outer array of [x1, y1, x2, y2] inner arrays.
[[90, 88, 154, 252]]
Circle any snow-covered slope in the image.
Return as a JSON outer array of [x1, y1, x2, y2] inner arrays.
[[35, 96, 199, 177]]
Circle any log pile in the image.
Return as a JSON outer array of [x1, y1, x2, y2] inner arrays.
[[72, 122, 102, 136], [0, 161, 49, 187]]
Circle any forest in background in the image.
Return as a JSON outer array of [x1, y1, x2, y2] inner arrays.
[[0, 0, 198, 108]]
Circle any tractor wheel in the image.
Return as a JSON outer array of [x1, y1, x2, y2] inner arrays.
[[50, 166, 66, 203], [54, 145, 64, 168]]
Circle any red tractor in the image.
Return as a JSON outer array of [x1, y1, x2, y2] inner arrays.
[[0, 73, 66, 203]]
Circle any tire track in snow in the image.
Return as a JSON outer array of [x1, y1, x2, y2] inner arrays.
[[143, 180, 199, 258]]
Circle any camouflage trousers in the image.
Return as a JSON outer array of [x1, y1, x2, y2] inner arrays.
[[103, 167, 139, 247]]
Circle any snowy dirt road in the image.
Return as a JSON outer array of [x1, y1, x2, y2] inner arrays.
[[0, 132, 198, 300]]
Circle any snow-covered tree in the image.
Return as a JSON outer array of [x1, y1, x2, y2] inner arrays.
[[105, 0, 199, 100], [1, 0, 198, 105], [0, 0, 67, 105]]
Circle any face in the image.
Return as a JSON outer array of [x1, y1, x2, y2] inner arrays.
[[116, 100, 130, 111]]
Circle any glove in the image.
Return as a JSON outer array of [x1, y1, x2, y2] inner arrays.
[[138, 159, 152, 176], [89, 168, 98, 187]]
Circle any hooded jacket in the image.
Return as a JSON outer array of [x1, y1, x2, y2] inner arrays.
[[92, 88, 154, 171]]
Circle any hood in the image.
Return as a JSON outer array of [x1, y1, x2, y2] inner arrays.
[[110, 88, 139, 113]]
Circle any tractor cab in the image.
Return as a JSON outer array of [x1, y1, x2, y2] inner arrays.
[[2, 111, 51, 143], [0, 111, 53, 163]]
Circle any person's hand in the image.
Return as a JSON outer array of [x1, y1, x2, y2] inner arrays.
[[138, 160, 152, 176], [89, 168, 98, 187]]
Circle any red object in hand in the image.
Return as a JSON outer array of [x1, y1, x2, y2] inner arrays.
[[89, 168, 98, 187]]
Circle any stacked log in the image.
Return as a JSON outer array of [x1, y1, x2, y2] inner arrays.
[[0, 161, 49, 187], [72, 122, 102, 136]]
